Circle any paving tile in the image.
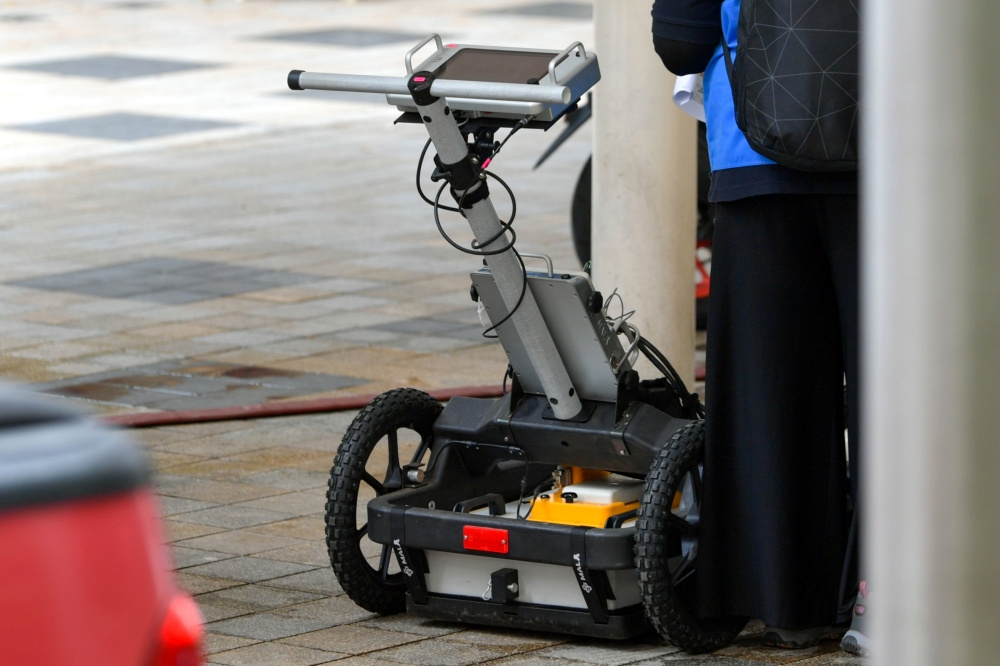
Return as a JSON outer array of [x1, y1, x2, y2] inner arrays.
[[175, 572, 244, 595], [534, 641, 681, 665], [236, 491, 327, 516], [382, 335, 483, 354], [271, 595, 376, 625], [442, 627, 567, 649], [0, 12, 42, 22], [608, 658, 728, 666], [172, 545, 239, 569], [156, 476, 287, 504], [172, 504, 294, 529], [266, 568, 344, 597], [248, 515, 327, 540], [374, 638, 507, 666], [257, 28, 424, 47], [281, 624, 423, 654], [165, 519, 228, 542], [150, 451, 204, 470], [489, 1, 592, 19], [183, 556, 316, 583], [212, 641, 343, 666], [10, 54, 212, 80], [203, 633, 259, 656], [209, 612, 336, 641], [484, 655, 593, 666], [198, 601, 254, 623], [9, 113, 238, 142], [795, 652, 866, 665], [158, 496, 219, 516], [27, 358, 365, 409], [177, 529, 305, 556], [355, 614, 464, 638], [254, 540, 330, 567], [295, 657, 380, 666], [241, 468, 331, 490], [165, 458, 274, 482], [714, 640, 841, 664], [198, 584, 324, 613]]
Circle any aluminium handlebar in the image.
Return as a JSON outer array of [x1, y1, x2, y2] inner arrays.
[[287, 71, 572, 105]]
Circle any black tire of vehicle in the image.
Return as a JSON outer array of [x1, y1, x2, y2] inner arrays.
[[635, 420, 748, 654], [325, 388, 443, 615], [570, 156, 592, 266]]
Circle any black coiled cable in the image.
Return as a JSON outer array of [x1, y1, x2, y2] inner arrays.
[[416, 132, 529, 338]]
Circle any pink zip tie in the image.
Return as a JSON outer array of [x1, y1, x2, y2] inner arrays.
[[413, 76, 426, 82], [482, 158, 492, 169]]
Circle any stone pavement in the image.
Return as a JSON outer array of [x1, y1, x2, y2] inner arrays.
[[1, 1, 863, 664], [135, 413, 863, 666]]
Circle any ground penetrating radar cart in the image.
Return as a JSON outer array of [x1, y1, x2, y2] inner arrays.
[[288, 35, 747, 654]]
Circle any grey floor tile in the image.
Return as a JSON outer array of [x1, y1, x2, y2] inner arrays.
[[183, 556, 316, 583], [203, 633, 259, 656], [257, 28, 424, 47], [177, 529, 304, 556], [236, 490, 333, 516], [0, 13, 42, 22], [197, 602, 253, 623], [9, 112, 237, 142], [172, 505, 294, 529], [355, 614, 464, 638], [535, 641, 681, 665], [209, 612, 335, 641], [242, 468, 331, 491], [489, 2, 593, 20], [10, 54, 213, 80], [271, 595, 376, 625], [374, 638, 507, 666], [372, 317, 468, 336], [266, 568, 345, 596], [159, 496, 219, 516], [198, 584, 324, 613], [281, 623, 423, 654], [172, 545, 239, 569], [27, 359, 364, 409], [212, 641, 343, 666]]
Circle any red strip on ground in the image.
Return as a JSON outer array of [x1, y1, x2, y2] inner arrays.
[[102, 385, 505, 428]]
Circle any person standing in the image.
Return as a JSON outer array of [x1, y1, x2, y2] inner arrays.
[[651, 0, 864, 651]]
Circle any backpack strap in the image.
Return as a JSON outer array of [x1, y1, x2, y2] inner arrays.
[[721, 37, 735, 84]]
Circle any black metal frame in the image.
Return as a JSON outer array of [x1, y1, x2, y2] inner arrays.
[[363, 392, 691, 637]]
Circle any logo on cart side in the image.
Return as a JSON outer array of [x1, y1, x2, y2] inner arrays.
[[572, 553, 592, 593], [392, 539, 414, 577]]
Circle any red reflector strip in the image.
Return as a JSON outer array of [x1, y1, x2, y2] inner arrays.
[[463, 525, 509, 554]]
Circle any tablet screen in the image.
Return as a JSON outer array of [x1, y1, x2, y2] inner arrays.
[[433, 48, 553, 85]]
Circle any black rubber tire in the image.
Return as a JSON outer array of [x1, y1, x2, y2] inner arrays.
[[325, 388, 443, 615], [636, 421, 748, 653], [570, 156, 592, 266]]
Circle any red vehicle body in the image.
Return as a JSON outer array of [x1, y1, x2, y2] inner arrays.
[[0, 390, 202, 666]]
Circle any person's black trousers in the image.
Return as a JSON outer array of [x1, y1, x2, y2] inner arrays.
[[698, 193, 859, 629]]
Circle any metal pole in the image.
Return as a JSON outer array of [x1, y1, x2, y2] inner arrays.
[[408, 76, 583, 420], [591, 0, 697, 385], [865, 0, 1000, 663]]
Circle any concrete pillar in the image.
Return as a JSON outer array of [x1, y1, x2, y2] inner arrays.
[[591, 0, 697, 384], [865, 0, 1000, 663]]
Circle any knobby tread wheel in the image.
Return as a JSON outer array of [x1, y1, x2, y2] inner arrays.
[[325, 388, 442, 615], [636, 420, 747, 654]]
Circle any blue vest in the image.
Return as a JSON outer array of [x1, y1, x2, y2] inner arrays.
[[703, 0, 774, 172]]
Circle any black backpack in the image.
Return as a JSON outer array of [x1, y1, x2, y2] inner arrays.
[[722, 0, 861, 172]]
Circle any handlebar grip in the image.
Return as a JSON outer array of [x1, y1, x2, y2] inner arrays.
[[287, 71, 571, 105]]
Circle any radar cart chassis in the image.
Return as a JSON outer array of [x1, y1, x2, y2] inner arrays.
[[289, 35, 747, 654]]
